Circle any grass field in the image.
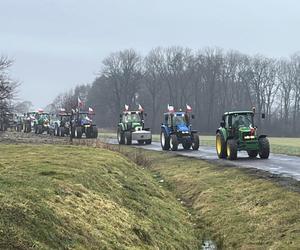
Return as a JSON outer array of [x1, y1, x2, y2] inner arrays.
[[0, 144, 200, 249], [100, 130, 300, 156], [115, 146, 300, 249]]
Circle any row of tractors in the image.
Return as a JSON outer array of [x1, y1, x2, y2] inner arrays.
[[10, 108, 98, 139], [117, 105, 270, 161]]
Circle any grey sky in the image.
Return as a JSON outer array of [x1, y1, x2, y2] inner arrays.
[[1, 0, 299, 108]]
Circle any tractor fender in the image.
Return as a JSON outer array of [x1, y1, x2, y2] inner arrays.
[[258, 135, 267, 139]]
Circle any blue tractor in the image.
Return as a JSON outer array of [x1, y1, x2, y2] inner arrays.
[[160, 106, 200, 151]]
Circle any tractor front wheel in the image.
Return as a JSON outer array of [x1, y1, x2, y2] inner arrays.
[[160, 130, 170, 150], [92, 126, 98, 138], [138, 140, 144, 145], [192, 133, 200, 150], [117, 128, 125, 144], [170, 134, 178, 151], [60, 127, 65, 137], [247, 150, 258, 158], [216, 132, 226, 158], [259, 137, 270, 159], [124, 132, 132, 145], [226, 139, 237, 160]]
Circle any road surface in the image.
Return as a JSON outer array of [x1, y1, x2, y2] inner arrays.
[[103, 138, 300, 181]]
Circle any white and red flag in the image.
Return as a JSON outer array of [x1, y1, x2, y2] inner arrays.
[[186, 104, 192, 112], [88, 107, 94, 113], [138, 104, 144, 112], [168, 104, 175, 112], [78, 97, 84, 108], [124, 104, 129, 111]]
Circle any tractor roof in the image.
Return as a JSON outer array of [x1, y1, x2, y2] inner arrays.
[[123, 111, 141, 114], [164, 111, 186, 116], [224, 111, 254, 115]]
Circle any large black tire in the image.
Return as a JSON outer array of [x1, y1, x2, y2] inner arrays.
[[247, 150, 258, 158], [226, 139, 237, 160], [160, 130, 170, 150], [124, 132, 132, 145], [92, 126, 98, 138], [60, 127, 65, 137], [259, 137, 270, 159], [216, 132, 227, 159], [183, 141, 191, 150], [76, 127, 82, 139], [70, 127, 75, 138], [117, 127, 125, 144], [192, 133, 200, 150], [170, 134, 179, 151]]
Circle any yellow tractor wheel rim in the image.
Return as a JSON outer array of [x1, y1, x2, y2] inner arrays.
[[227, 143, 231, 157], [216, 136, 222, 154]]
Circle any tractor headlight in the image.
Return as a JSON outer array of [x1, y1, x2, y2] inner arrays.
[[244, 135, 255, 140]]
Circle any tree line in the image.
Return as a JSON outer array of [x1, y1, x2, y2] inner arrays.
[[49, 47, 300, 136]]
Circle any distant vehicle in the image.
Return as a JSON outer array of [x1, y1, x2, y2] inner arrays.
[[160, 105, 199, 151], [23, 111, 38, 133], [117, 105, 152, 145], [71, 109, 98, 138], [216, 108, 270, 160], [35, 112, 50, 134], [53, 110, 71, 137]]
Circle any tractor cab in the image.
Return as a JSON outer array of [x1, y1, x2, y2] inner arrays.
[[216, 109, 269, 160], [120, 111, 145, 131]]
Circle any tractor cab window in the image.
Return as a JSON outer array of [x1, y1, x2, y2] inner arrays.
[[172, 114, 186, 126], [232, 113, 253, 128], [123, 113, 141, 123]]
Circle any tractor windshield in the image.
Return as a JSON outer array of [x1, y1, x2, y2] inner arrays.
[[124, 113, 141, 123], [172, 115, 187, 126], [232, 113, 253, 128]]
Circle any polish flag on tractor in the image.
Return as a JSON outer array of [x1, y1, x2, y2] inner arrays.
[[168, 104, 175, 112], [186, 104, 192, 112], [78, 97, 84, 108], [138, 104, 144, 112], [88, 107, 94, 113], [124, 104, 129, 111]]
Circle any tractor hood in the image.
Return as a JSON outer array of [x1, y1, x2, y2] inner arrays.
[[176, 124, 189, 132], [238, 127, 251, 132]]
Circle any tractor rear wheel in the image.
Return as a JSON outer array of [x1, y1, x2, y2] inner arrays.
[[226, 139, 237, 160], [76, 127, 82, 139], [259, 137, 270, 159], [216, 132, 226, 158], [117, 128, 125, 144], [192, 133, 200, 150], [247, 150, 258, 158], [124, 132, 132, 145], [160, 130, 170, 150], [170, 134, 179, 151], [60, 127, 65, 137], [71, 127, 75, 138]]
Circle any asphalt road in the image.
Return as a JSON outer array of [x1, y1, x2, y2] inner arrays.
[[104, 138, 300, 181]]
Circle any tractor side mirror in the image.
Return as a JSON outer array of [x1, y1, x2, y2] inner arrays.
[[261, 113, 265, 119], [220, 121, 225, 128], [191, 114, 195, 119]]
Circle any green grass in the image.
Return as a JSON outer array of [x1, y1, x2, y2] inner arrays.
[[0, 144, 200, 249], [115, 146, 300, 249]]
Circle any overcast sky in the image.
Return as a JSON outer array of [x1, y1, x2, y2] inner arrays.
[[1, 0, 299, 108]]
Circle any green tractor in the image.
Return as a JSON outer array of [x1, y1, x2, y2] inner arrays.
[[35, 112, 50, 134], [216, 109, 270, 160], [117, 105, 152, 145]]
